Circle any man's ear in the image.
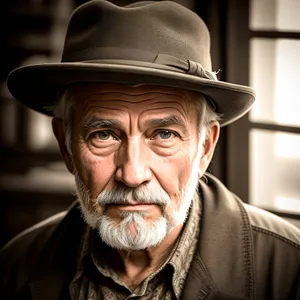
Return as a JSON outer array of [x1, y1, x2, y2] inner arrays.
[[199, 121, 220, 176], [52, 117, 75, 175]]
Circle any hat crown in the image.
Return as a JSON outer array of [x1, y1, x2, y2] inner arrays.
[[7, 0, 255, 126], [62, 0, 212, 70]]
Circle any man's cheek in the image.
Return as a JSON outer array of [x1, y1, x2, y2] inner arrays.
[[75, 153, 110, 192], [157, 157, 192, 194]]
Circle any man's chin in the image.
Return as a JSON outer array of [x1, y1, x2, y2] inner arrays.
[[77, 196, 183, 250], [95, 213, 168, 250]]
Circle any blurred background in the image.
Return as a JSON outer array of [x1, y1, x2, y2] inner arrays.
[[0, 0, 300, 248]]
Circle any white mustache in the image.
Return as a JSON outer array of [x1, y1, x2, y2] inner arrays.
[[96, 184, 170, 207]]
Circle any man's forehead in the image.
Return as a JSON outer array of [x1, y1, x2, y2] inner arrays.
[[63, 83, 202, 126], [64, 83, 200, 128]]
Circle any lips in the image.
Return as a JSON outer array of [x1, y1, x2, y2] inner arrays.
[[108, 200, 151, 206], [121, 201, 146, 205], [108, 202, 155, 211]]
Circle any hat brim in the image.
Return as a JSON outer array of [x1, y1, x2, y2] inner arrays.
[[7, 62, 255, 126]]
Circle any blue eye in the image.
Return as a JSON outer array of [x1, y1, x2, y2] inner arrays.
[[92, 131, 113, 140], [157, 130, 174, 139]]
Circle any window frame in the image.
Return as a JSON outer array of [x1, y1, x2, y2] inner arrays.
[[226, 0, 300, 220]]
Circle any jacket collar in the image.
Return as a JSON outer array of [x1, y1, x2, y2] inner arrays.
[[28, 174, 255, 300], [181, 174, 255, 300], [29, 202, 84, 300]]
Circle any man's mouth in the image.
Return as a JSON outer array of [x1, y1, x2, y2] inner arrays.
[[108, 201, 155, 211]]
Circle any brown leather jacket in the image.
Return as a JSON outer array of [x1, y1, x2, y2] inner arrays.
[[1, 174, 300, 300]]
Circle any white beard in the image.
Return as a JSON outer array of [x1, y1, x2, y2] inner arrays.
[[74, 150, 201, 251]]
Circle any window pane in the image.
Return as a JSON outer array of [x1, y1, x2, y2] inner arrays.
[[249, 38, 300, 126], [250, 0, 300, 31], [250, 129, 300, 213]]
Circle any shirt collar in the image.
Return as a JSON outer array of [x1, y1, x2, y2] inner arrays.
[[168, 192, 202, 299]]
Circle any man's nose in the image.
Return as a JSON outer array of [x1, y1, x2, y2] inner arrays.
[[115, 137, 152, 187]]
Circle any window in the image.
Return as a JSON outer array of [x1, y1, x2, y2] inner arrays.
[[226, 0, 300, 222], [249, 0, 300, 215]]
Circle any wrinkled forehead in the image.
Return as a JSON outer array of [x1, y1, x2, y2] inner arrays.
[[64, 82, 202, 118]]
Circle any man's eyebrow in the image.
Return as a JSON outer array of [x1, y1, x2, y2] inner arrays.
[[82, 116, 123, 130], [146, 115, 186, 128]]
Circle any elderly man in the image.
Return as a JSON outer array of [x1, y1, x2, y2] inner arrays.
[[1, 1, 300, 300]]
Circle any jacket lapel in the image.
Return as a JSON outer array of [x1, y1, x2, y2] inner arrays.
[[28, 202, 84, 300], [181, 174, 255, 300]]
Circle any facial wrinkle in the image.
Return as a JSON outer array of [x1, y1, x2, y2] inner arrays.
[[81, 107, 192, 139], [84, 105, 130, 116], [77, 89, 195, 115], [80, 90, 191, 103], [82, 97, 158, 113], [81, 90, 190, 98], [139, 107, 189, 130], [74, 88, 197, 143], [83, 102, 191, 129], [134, 98, 193, 119], [87, 97, 184, 107]]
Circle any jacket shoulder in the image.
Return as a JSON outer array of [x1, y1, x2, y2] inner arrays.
[[243, 203, 300, 299], [243, 202, 300, 247], [1, 211, 67, 255], [0, 211, 67, 294]]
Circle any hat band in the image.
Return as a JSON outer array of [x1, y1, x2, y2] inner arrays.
[[62, 47, 217, 81]]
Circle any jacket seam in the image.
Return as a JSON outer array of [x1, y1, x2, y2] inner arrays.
[[236, 199, 255, 299], [252, 226, 300, 250], [194, 255, 216, 290]]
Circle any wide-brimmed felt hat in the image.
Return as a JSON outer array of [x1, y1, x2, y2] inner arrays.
[[7, 0, 255, 126]]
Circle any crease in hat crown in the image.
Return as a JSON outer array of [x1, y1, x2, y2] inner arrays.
[[62, 1, 210, 67], [6, 0, 256, 126]]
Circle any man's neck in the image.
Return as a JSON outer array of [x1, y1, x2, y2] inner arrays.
[[111, 224, 183, 291]]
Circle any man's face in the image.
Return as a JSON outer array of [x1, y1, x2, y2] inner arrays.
[[56, 83, 208, 250]]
